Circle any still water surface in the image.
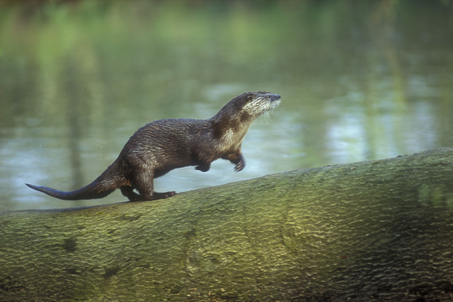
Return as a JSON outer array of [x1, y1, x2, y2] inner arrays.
[[1, 1, 452, 210]]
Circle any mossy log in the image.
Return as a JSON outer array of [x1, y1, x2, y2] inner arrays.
[[1, 147, 453, 301]]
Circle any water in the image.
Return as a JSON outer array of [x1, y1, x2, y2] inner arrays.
[[1, 1, 452, 210]]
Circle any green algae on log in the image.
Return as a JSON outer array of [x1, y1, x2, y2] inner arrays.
[[1, 147, 453, 301]]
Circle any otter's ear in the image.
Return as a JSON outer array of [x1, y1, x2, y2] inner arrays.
[[246, 93, 256, 102]]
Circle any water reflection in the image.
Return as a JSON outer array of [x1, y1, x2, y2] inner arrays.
[[0, 0, 452, 210]]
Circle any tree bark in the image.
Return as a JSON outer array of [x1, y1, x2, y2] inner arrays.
[[1, 147, 453, 301]]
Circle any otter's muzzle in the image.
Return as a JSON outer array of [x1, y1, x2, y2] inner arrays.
[[268, 93, 281, 110], [270, 94, 281, 102]]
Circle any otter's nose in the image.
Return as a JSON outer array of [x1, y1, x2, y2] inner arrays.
[[270, 94, 281, 102]]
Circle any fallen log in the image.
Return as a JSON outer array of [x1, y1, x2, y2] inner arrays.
[[1, 147, 453, 301]]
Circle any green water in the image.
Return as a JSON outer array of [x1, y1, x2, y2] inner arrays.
[[1, 1, 452, 210]]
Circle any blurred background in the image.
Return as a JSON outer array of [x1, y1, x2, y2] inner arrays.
[[0, 0, 452, 210]]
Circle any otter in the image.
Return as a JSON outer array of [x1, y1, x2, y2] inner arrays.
[[26, 91, 281, 202]]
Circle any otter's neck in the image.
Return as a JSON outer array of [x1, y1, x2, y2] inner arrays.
[[209, 111, 257, 151]]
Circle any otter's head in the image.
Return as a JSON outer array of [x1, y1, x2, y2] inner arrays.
[[227, 91, 280, 119], [211, 91, 281, 140], [215, 91, 280, 121]]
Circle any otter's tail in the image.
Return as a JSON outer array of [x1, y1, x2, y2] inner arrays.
[[26, 170, 121, 200]]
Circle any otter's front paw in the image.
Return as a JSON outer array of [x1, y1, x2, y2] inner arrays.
[[234, 159, 245, 172], [195, 164, 210, 172]]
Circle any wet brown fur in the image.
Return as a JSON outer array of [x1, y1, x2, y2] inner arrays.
[[26, 91, 281, 202]]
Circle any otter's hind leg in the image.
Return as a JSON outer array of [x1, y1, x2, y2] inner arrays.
[[131, 170, 176, 201], [120, 186, 142, 202]]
